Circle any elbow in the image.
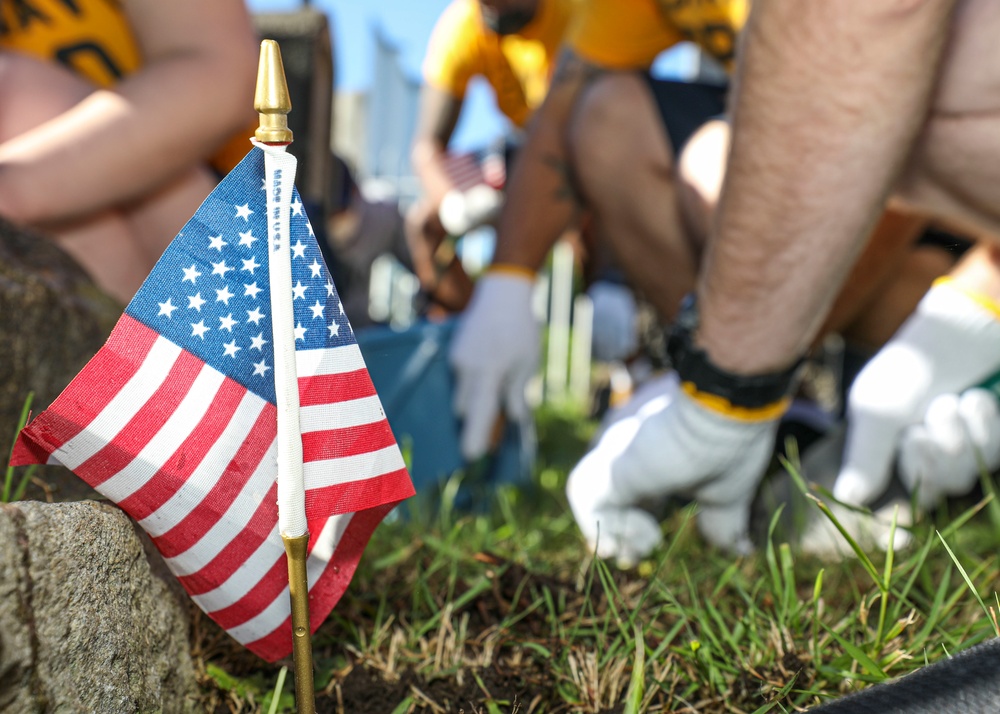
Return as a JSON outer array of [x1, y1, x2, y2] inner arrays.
[[410, 138, 443, 176]]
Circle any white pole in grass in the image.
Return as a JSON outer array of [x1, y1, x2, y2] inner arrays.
[[546, 240, 574, 401], [569, 293, 593, 406], [254, 39, 315, 714]]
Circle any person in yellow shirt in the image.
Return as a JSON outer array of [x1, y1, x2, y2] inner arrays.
[[449, 0, 755, 461], [407, 0, 574, 312], [448, 0, 972, 559], [0, 0, 258, 304]]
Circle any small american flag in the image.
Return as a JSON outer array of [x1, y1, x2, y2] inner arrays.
[[11, 147, 414, 662], [442, 146, 507, 193]]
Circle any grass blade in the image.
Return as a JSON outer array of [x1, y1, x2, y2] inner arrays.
[[623, 625, 646, 714]]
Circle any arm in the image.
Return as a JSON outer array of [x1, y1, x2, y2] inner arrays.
[[492, 48, 601, 272], [406, 85, 474, 309], [0, 0, 257, 226], [410, 85, 463, 208], [698, 0, 959, 374]]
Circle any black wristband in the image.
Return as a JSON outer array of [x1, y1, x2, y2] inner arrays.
[[666, 294, 802, 409]]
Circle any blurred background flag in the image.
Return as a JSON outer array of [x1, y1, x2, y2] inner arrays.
[[10, 146, 414, 662]]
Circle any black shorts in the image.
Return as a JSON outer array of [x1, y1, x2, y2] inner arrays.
[[915, 225, 975, 257], [643, 76, 729, 153]]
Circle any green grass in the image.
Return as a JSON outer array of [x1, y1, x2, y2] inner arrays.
[[3, 393, 37, 504], [183, 403, 1000, 712]]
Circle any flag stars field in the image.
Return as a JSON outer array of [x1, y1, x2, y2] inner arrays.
[[119, 151, 366, 404]]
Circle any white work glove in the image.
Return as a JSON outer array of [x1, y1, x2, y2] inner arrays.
[[835, 280, 1000, 507], [566, 371, 778, 566], [898, 388, 1000, 508], [438, 185, 504, 237], [587, 281, 639, 362], [449, 271, 540, 460]]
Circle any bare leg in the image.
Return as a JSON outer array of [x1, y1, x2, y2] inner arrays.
[[840, 244, 960, 351], [895, 0, 1000, 238], [676, 119, 730, 248], [124, 164, 217, 265], [819, 211, 930, 340], [568, 73, 697, 321]]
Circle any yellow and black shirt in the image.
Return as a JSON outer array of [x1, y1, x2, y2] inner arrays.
[[568, 0, 748, 71], [0, 0, 141, 87], [423, 0, 576, 128]]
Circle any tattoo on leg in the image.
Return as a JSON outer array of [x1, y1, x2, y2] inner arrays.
[[541, 152, 579, 202]]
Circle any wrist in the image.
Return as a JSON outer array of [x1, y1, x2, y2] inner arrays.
[[668, 293, 800, 421], [932, 276, 1000, 322], [487, 262, 537, 282]]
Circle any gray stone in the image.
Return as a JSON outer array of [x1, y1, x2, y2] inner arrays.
[[0, 218, 121, 502], [0, 501, 199, 713]]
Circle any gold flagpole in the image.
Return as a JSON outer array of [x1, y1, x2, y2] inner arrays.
[[255, 39, 316, 714]]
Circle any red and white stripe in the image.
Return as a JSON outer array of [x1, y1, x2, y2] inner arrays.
[[12, 314, 411, 661]]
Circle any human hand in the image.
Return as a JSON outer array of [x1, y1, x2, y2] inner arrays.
[[897, 387, 1000, 508], [438, 185, 504, 237], [587, 281, 639, 362], [834, 279, 1000, 507], [566, 372, 778, 566], [449, 270, 540, 460]]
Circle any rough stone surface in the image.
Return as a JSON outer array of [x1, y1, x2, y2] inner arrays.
[[0, 501, 199, 713], [0, 218, 121, 501]]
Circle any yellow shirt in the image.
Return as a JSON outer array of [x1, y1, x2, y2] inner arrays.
[[0, 0, 142, 87], [568, 0, 748, 71], [423, 0, 575, 128]]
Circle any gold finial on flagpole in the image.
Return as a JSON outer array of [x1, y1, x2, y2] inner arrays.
[[255, 39, 293, 144]]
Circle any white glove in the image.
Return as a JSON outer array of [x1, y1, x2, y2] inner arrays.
[[449, 271, 540, 460], [835, 280, 1000, 507], [587, 281, 639, 362], [567, 371, 778, 566], [898, 388, 1000, 508], [438, 185, 504, 237]]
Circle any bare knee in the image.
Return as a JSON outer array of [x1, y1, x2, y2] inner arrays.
[[568, 73, 673, 203], [676, 119, 730, 244], [0, 51, 94, 141]]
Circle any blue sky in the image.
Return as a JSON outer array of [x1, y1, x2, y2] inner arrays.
[[247, 0, 507, 150], [246, 1, 699, 151]]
